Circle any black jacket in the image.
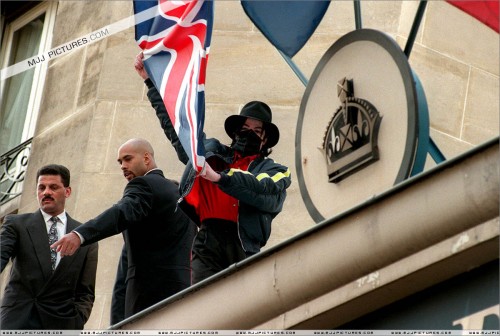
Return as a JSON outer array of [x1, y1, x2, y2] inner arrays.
[[75, 169, 195, 317], [1, 211, 98, 330], [145, 79, 291, 253]]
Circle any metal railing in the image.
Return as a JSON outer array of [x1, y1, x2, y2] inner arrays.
[[0, 138, 32, 205]]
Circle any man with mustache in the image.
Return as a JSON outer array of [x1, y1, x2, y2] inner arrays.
[[52, 138, 196, 319], [0, 164, 98, 330]]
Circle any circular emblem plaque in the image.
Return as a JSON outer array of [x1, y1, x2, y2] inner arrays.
[[296, 28, 429, 222]]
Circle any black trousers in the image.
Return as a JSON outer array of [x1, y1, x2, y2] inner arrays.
[[191, 219, 249, 284]]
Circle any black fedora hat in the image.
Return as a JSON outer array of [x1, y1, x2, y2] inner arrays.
[[224, 101, 280, 148]]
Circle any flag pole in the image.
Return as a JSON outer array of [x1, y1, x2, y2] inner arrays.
[[277, 50, 309, 87], [404, 0, 427, 57], [354, 0, 362, 30], [402, 0, 446, 164]]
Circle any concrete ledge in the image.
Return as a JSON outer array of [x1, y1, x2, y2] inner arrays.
[[114, 138, 499, 330], [258, 218, 499, 329]]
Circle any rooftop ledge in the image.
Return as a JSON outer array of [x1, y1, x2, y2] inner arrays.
[[112, 137, 499, 330]]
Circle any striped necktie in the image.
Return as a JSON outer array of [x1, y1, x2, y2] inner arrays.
[[48, 217, 59, 271]]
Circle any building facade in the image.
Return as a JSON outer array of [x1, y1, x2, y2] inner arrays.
[[1, 0, 498, 329]]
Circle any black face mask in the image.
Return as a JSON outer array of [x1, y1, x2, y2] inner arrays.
[[231, 129, 263, 156]]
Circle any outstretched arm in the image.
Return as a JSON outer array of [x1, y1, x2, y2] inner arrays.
[[0, 216, 17, 273], [51, 231, 81, 257], [53, 176, 155, 256], [135, 52, 190, 165]]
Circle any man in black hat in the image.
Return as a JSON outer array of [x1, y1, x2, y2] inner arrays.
[[134, 53, 291, 284]]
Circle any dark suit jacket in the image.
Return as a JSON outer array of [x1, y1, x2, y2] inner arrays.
[[110, 245, 127, 325], [75, 169, 195, 318], [0, 211, 98, 330]]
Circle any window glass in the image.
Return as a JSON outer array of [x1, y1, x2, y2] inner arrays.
[[0, 2, 56, 205], [0, 14, 44, 155]]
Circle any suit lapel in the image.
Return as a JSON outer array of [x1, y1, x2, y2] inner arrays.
[[65, 214, 79, 233], [26, 210, 53, 281]]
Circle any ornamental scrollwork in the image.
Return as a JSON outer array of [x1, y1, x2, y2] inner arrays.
[[0, 138, 32, 205]]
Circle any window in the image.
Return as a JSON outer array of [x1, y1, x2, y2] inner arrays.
[[0, 2, 56, 205], [0, 1, 56, 156]]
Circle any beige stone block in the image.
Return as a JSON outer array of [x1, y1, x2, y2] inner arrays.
[[428, 128, 474, 165], [100, 293, 114, 328], [97, 29, 145, 101], [140, 80, 148, 102], [83, 294, 104, 329], [207, 31, 304, 105], [462, 69, 500, 144], [409, 45, 469, 137], [423, 1, 499, 75], [214, 1, 253, 32], [203, 103, 240, 143], [315, 1, 355, 35], [261, 105, 297, 169], [316, 1, 402, 35], [358, 1, 403, 35], [52, 1, 133, 47], [77, 41, 107, 108], [73, 172, 124, 221], [16, 198, 39, 216], [260, 105, 315, 247], [38, 50, 83, 134], [21, 107, 94, 214], [294, 33, 344, 83], [82, 283, 119, 328], [104, 101, 186, 180], [82, 101, 116, 173], [398, 1, 424, 42], [94, 235, 124, 294], [0, 196, 22, 219]]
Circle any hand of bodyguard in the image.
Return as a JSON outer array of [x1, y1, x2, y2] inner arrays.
[[51, 231, 82, 257]]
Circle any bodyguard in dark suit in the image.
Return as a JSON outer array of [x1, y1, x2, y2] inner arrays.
[[0, 164, 98, 330], [53, 138, 196, 319]]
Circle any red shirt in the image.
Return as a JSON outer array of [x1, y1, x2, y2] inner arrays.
[[185, 153, 258, 223]]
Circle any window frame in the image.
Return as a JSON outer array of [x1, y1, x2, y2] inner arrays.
[[0, 1, 57, 151]]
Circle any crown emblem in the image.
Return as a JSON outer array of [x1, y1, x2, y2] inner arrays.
[[322, 78, 383, 183]]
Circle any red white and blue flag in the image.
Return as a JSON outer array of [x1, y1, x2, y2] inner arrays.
[[134, 0, 213, 172], [447, 0, 499, 33]]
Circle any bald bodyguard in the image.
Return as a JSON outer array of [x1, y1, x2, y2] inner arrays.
[[53, 138, 196, 319]]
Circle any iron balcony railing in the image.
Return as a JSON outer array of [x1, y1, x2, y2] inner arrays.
[[0, 138, 32, 205]]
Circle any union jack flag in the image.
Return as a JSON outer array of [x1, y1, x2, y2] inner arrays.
[[134, 0, 213, 172]]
